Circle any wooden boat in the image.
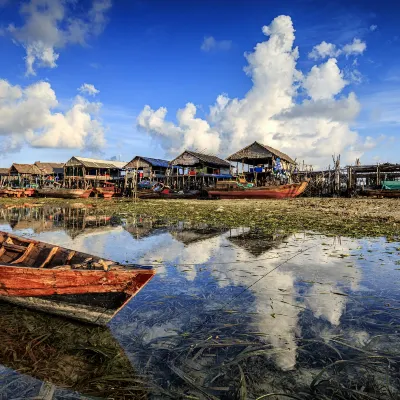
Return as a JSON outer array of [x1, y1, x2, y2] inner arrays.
[[0, 231, 155, 325], [207, 181, 308, 199], [138, 183, 199, 199], [0, 188, 26, 198], [360, 189, 400, 198], [37, 187, 93, 199], [94, 181, 120, 199]]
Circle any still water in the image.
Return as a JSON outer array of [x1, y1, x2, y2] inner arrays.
[[0, 206, 399, 399]]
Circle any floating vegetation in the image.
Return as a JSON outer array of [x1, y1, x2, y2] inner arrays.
[[1, 197, 400, 238]]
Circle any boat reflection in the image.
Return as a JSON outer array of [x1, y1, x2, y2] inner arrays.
[[0, 302, 148, 399]]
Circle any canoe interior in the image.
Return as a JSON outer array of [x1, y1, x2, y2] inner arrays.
[[0, 231, 155, 325]]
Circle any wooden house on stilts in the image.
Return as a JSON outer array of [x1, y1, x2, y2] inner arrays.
[[227, 141, 296, 185], [8, 164, 43, 188], [124, 156, 169, 181], [63, 157, 127, 189], [167, 150, 232, 190]]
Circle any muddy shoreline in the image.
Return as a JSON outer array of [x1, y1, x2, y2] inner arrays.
[[1, 197, 398, 238]]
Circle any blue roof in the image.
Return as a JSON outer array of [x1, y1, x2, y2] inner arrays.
[[140, 157, 169, 168]]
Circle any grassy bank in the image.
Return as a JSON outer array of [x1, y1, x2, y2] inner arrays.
[[1, 197, 399, 238]]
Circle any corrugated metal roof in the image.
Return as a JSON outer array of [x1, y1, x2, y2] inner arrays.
[[125, 156, 169, 168], [66, 156, 127, 169], [172, 150, 230, 167], [140, 157, 169, 168]]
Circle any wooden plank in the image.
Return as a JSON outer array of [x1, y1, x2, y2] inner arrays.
[[0, 265, 154, 297], [11, 242, 35, 264], [2, 242, 27, 253], [65, 250, 75, 264], [39, 246, 59, 268]]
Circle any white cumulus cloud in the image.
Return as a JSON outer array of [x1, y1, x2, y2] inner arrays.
[[342, 38, 366, 57], [303, 58, 348, 100], [309, 38, 367, 60], [78, 83, 100, 96], [0, 79, 105, 153], [201, 36, 232, 52], [308, 41, 340, 60], [7, 0, 112, 76], [137, 15, 369, 168]]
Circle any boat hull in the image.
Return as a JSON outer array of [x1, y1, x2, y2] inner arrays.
[[37, 188, 93, 199], [0, 231, 155, 325], [207, 181, 308, 199], [360, 189, 400, 198]]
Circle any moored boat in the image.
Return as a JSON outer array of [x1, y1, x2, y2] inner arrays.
[[207, 181, 308, 199], [37, 187, 93, 199], [359, 180, 400, 198], [138, 182, 200, 199], [360, 189, 400, 198], [94, 181, 120, 199], [0, 231, 155, 325]]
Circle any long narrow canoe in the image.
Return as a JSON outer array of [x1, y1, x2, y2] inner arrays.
[[0, 231, 155, 325], [37, 188, 93, 199], [207, 181, 308, 199]]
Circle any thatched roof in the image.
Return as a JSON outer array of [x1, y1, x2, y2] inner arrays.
[[171, 150, 230, 167], [10, 164, 43, 175], [228, 141, 295, 164], [35, 162, 64, 175], [65, 156, 127, 169], [0, 168, 9, 176]]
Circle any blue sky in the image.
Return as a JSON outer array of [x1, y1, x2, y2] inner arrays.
[[0, 0, 399, 168]]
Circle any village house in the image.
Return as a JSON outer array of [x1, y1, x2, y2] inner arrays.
[[167, 150, 232, 190], [34, 162, 65, 183], [63, 156, 127, 189], [227, 141, 296, 185], [124, 156, 169, 182], [8, 163, 43, 187]]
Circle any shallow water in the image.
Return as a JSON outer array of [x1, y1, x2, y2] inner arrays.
[[0, 206, 399, 399]]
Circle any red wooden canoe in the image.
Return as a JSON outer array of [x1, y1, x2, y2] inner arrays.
[[0, 231, 155, 325], [207, 181, 308, 199]]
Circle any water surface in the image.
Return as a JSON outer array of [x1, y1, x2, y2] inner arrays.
[[0, 206, 399, 399]]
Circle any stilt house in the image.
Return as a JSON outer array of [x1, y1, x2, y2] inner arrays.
[[227, 141, 296, 185], [8, 164, 43, 187], [167, 150, 231, 190], [64, 157, 127, 189], [34, 162, 64, 183], [124, 156, 169, 181]]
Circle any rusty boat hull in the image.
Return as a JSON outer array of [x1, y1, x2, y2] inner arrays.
[[207, 181, 308, 199], [0, 231, 155, 325]]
